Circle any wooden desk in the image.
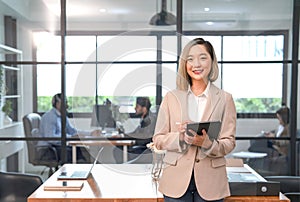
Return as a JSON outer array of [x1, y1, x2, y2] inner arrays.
[[225, 194, 289, 202], [68, 140, 135, 163], [29, 164, 163, 202], [28, 164, 290, 202]]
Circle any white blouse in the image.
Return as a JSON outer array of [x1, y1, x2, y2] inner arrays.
[[187, 82, 210, 122]]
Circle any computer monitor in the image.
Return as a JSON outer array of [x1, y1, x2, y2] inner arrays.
[[91, 105, 116, 128]]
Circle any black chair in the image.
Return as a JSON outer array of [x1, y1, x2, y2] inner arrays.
[[284, 193, 300, 202], [248, 138, 288, 175], [23, 113, 60, 177], [264, 176, 300, 193], [0, 171, 43, 202], [264, 176, 300, 202]]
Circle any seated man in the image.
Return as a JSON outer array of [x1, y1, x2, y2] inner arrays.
[[38, 93, 101, 163], [113, 97, 156, 163]]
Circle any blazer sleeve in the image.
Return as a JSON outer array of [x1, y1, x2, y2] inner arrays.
[[153, 92, 186, 153]]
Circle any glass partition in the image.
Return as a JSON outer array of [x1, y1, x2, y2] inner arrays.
[[0, 0, 298, 177]]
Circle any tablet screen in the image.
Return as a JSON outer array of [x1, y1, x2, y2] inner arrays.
[[186, 121, 222, 140]]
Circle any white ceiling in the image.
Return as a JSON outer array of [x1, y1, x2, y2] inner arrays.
[[0, 0, 294, 31]]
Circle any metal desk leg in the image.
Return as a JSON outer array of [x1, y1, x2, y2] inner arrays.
[[123, 145, 128, 163], [72, 145, 77, 164]]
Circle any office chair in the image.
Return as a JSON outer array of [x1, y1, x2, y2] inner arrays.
[[248, 137, 288, 175], [264, 176, 300, 202], [0, 171, 43, 202], [284, 193, 300, 202], [23, 113, 60, 177], [264, 176, 300, 193]]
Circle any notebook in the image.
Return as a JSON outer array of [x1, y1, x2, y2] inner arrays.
[[44, 181, 84, 191], [57, 147, 103, 180]]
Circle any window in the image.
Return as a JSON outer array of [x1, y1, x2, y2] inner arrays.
[[182, 34, 284, 114], [35, 34, 159, 115], [35, 32, 286, 116], [222, 35, 284, 113]]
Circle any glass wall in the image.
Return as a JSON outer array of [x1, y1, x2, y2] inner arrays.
[[0, 0, 298, 176]]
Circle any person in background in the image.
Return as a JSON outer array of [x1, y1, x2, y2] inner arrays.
[[263, 105, 290, 156], [113, 97, 157, 163], [153, 38, 236, 202], [39, 93, 101, 163], [129, 97, 156, 133], [126, 97, 157, 149]]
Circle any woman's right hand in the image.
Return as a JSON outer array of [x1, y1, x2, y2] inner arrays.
[[176, 121, 191, 142]]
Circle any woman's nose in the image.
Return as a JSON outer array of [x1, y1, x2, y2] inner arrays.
[[192, 58, 200, 67]]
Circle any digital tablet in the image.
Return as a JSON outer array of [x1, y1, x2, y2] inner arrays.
[[186, 121, 222, 140]]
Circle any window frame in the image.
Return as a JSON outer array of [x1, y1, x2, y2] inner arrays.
[[33, 30, 289, 119]]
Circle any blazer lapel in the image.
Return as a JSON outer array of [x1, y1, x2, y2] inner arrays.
[[201, 84, 221, 121], [180, 90, 190, 121]]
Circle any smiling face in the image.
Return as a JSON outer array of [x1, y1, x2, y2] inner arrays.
[[186, 44, 212, 85]]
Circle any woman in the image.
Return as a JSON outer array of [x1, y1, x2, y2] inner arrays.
[[153, 38, 236, 202], [265, 106, 290, 156]]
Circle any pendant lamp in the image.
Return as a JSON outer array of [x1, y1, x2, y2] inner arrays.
[[149, 0, 176, 26]]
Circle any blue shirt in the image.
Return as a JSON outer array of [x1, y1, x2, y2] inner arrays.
[[39, 108, 89, 145]]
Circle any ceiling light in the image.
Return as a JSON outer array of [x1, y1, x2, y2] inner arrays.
[[99, 8, 106, 13], [206, 21, 214, 25], [149, 0, 176, 26]]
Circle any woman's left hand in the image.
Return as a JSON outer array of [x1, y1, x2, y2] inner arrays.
[[187, 129, 212, 148]]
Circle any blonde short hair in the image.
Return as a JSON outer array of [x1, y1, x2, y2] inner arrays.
[[176, 38, 219, 91]]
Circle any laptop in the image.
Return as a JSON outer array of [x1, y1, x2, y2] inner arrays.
[[57, 147, 103, 180]]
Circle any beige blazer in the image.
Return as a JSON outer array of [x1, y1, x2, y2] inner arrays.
[[153, 84, 236, 201]]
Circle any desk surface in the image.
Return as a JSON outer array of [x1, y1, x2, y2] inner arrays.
[[29, 164, 163, 202], [28, 164, 289, 202]]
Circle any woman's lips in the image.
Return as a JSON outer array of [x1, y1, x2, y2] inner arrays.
[[192, 69, 203, 74]]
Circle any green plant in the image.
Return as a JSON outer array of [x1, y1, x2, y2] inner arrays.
[[2, 100, 12, 115]]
